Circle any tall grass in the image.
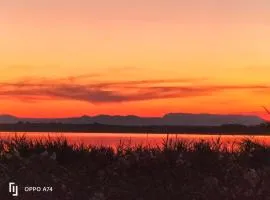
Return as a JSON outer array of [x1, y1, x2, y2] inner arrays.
[[1, 135, 270, 164], [2, 136, 270, 199]]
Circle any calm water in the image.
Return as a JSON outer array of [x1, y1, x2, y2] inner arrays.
[[1, 132, 270, 149]]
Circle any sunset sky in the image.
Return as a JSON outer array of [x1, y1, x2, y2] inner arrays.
[[1, 1, 270, 118]]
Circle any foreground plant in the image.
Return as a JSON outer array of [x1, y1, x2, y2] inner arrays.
[[1, 136, 270, 200]]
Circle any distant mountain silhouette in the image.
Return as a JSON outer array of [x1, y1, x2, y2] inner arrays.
[[0, 114, 19, 123], [0, 113, 265, 126]]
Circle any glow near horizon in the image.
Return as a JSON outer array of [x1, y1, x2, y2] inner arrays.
[[0, 0, 270, 118]]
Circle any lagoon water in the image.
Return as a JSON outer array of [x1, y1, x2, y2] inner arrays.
[[1, 132, 270, 149]]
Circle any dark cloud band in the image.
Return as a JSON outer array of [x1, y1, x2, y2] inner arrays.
[[0, 77, 268, 103]]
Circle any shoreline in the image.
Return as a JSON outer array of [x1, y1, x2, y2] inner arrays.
[[1, 131, 270, 136], [1, 125, 270, 135]]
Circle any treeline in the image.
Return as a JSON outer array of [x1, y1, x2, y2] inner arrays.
[[0, 122, 270, 134]]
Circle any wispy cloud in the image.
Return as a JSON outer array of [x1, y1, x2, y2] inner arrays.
[[0, 76, 269, 103]]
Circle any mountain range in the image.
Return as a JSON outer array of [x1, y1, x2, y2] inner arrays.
[[0, 113, 265, 126]]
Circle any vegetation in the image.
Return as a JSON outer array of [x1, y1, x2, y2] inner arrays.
[[1, 122, 270, 134], [1, 135, 270, 199]]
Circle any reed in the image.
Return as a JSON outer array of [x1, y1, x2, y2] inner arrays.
[[1, 136, 270, 199]]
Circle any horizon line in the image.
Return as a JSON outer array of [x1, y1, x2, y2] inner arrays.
[[0, 112, 264, 119]]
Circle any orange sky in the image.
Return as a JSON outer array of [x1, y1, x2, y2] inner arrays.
[[1, 1, 270, 119]]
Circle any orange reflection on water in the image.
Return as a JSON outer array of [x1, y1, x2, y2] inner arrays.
[[1, 132, 270, 150]]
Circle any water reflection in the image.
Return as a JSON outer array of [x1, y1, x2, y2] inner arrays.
[[1, 132, 270, 149]]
